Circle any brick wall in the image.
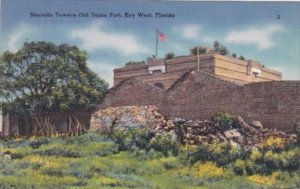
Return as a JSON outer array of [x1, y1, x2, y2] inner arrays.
[[114, 54, 281, 90], [101, 78, 164, 108], [241, 81, 300, 132], [102, 70, 300, 133]]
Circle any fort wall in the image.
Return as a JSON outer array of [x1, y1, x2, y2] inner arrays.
[[102, 71, 300, 133], [113, 54, 282, 90]]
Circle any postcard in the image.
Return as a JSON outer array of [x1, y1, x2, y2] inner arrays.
[[0, 1, 300, 189]]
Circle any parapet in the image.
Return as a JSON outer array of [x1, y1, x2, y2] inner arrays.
[[113, 54, 282, 89]]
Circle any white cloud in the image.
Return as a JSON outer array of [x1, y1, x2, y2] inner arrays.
[[181, 24, 202, 40], [269, 66, 300, 80], [225, 24, 284, 50], [87, 61, 118, 88], [71, 22, 150, 55], [7, 23, 34, 53]]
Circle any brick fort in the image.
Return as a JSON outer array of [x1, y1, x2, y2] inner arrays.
[[101, 50, 300, 133]]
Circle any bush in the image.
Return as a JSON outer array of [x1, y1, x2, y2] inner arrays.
[[110, 128, 154, 151], [186, 142, 249, 166], [29, 138, 51, 149], [0, 157, 16, 176], [35, 148, 81, 158], [149, 133, 179, 156], [64, 132, 109, 145], [43, 168, 64, 177], [213, 113, 235, 130], [193, 161, 225, 180], [230, 146, 300, 175], [17, 162, 41, 170], [296, 122, 300, 144]]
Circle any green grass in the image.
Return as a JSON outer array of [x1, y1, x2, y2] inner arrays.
[[0, 132, 299, 189]]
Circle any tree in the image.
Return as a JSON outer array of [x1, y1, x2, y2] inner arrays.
[[213, 41, 220, 52], [213, 41, 230, 56], [232, 53, 237, 58], [164, 52, 175, 59], [146, 55, 156, 62], [239, 55, 245, 61], [190, 46, 209, 56], [0, 41, 108, 136]]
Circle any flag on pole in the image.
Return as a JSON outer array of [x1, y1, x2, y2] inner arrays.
[[157, 30, 167, 43], [156, 29, 167, 59]]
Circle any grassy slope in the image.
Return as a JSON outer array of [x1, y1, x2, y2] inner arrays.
[[0, 133, 298, 189]]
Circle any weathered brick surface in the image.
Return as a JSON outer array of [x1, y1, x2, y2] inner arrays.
[[101, 78, 164, 108], [102, 70, 300, 133], [114, 54, 282, 91]]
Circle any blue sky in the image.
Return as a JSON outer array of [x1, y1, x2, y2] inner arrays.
[[1, 0, 299, 86]]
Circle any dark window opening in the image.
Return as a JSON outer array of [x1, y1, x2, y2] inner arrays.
[[253, 72, 260, 78], [154, 83, 164, 90]]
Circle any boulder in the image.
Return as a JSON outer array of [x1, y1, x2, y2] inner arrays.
[[90, 106, 167, 133], [224, 129, 242, 139], [251, 120, 263, 129]]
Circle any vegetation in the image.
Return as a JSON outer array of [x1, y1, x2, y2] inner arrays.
[[296, 122, 300, 144], [164, 52, 175, 59], [189, 41, 247, 61], [190, 46, 210, 56], [1, 130, 299, 189], [239, 55, 246, 61], [146, 55, 156, 62], [213, 41, 230, 56], [125, 61, 146, 66], [0, 42, 108, 136]]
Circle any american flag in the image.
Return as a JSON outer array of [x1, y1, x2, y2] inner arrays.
[[157, 30, 167, 43]]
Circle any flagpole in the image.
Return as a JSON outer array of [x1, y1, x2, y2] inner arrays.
[[155, 29, 158, 59]]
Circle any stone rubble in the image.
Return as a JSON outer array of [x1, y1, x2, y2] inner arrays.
[[90, 106, 297, 148]]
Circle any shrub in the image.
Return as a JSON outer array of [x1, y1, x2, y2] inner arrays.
[[247, 171, 287, 186], [72, 181, 88, 187], [187, 142, 249, 166], [0, 157, 16, 176], [36, 148, 81, 158], [213, 113, 235, 130], [192, 161, 226, 181], [149, 133, 179, 156], [64, 132, 109, 145], [10, 153, 24, 159], [233, 159, 247, 175], [110, 128, 154, 151], [29, 138, 51, 149], [260, 137, 287, 150], [17, 162, 42, 170], [296, 122, 300, 144], [147, 149, 164, 160], [249, 149, 263, 161], [2, 138, 32, 149], [43, 168, 64, 177]]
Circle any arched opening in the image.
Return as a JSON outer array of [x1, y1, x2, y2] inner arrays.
[[154, 83, 164, 90]]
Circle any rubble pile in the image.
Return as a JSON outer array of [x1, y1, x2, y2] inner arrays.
[[89, 106, 167, 133], [90, 106, 297, 148], [169, 116, 296, 148]]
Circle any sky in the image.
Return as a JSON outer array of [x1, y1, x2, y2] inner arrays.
[[1, 0, 299, 87]]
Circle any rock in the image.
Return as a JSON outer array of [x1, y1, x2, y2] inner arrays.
[[224, 129, 242, 139], [198, 135, 209, 143], [229, 140, 241, 148], [90, 106, 296, 149], [90, 106, 169, 133], [251, 120, 263, 129], [236, 116, 258, 134]]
